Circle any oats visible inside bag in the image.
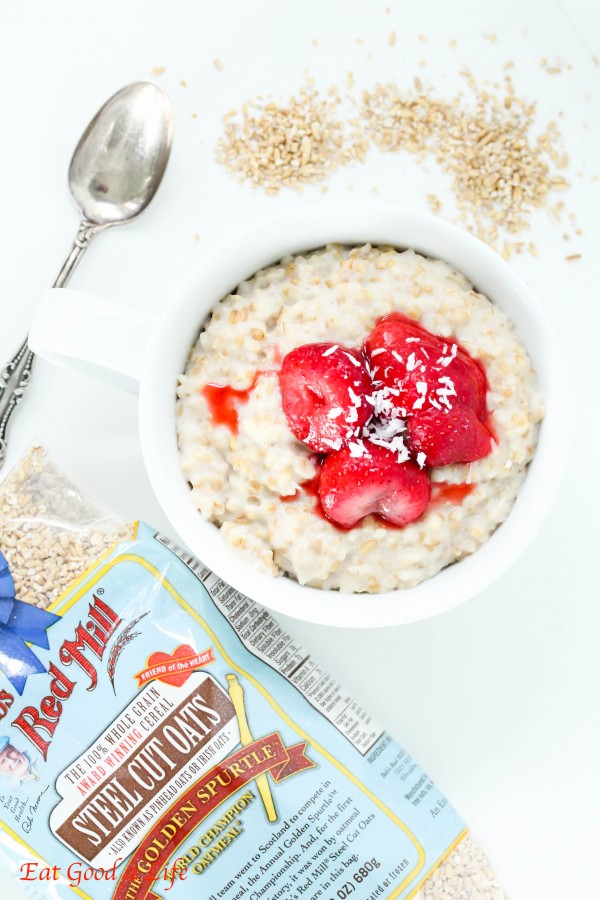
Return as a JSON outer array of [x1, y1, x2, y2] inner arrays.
[[0, 447, 133, 609], [0, 449, 506, 899]]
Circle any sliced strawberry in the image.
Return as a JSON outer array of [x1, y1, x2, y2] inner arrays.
[[407, 406, 493, 467], [400, 352, 487, 417], [365, 312, 439, 358], [456, 354, 487, 419], [279, 343, 372, 453], [365, 313, 488, 418], [318, 443, 431, 528]]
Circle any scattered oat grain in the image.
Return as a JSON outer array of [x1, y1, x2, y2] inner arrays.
[[361, 70, 570, 252], [216, 81, 366, 192], [218, 67, 571, 255], [426, 194, 442, 215]]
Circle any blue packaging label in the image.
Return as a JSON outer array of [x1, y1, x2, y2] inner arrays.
[[0, 525, 466, 899]]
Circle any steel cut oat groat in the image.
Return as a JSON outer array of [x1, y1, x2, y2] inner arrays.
[[0, 450, 506, 899]]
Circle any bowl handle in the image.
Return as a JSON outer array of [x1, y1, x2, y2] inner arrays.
[[29, 289, 157, 394]]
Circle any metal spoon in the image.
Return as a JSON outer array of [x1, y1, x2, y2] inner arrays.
[[0, 81, 173, 467]]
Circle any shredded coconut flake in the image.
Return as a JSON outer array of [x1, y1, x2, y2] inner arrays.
[[348, 386, 362, 406], [322, 345, 338, 357], [370, 347, 386, 357], [438, 343, 458, 367], [327, 407, 343, 419], [416, 451, 427, 468], [396, 445, 411, 463], [413, 384, 427, 410], [362, 413, 410, 463], [371, 388, 395, 417], [349, 439, 369, 458], [435, 375, 457, 409], [344, 352, 362, 367], [368, 418, 406, 440]]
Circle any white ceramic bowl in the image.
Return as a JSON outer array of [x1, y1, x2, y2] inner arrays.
[[30, 202, 567, 627]]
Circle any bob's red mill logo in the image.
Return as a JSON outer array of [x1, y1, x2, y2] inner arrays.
[[12, 595, 122, 758]]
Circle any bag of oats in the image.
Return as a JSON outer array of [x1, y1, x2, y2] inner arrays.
[[0, 449, 506, 899]]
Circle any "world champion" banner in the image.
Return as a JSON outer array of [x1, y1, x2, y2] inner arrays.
[[113, 731, 315, 900]]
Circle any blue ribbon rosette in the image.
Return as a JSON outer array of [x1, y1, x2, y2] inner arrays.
[[0, 549, 60, 695]]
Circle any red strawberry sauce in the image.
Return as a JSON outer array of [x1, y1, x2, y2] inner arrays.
[[280, 469, 352, 530], [201, 371, 276, 434], [430, 481, 475, 506], [280, 471, 338, 524], [201, 384, 251, 433]]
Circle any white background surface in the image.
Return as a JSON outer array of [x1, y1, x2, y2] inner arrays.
[[0, 1, 599, 897]]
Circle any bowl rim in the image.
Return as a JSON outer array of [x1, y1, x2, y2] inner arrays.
[[139, 201, 567, 628]]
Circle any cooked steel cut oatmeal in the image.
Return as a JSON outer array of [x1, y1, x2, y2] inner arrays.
[[176, 245, 543, 593]]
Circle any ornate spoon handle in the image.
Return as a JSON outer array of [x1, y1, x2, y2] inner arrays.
[[0, 221, 103, 468]]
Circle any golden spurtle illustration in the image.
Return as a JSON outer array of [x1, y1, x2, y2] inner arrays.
[[226, 673, 278, 823]]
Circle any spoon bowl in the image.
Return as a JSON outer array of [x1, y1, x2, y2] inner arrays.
[[0, 80, 172, 467], [68, 81, 173, 226]]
